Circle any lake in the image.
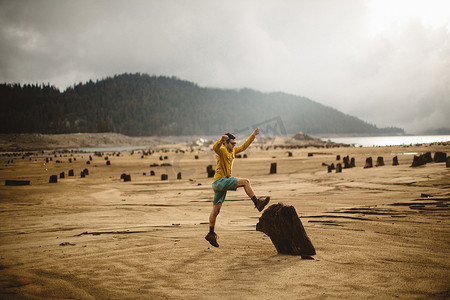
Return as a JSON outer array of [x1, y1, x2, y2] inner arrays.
[[321, 135, 450, 147]]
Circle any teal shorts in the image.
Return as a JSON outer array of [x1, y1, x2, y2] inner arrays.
[[212, 177, 238, 205]]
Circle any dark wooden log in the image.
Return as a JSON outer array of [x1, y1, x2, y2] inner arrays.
[[434, 152, 447, 163], [161, 174, 168, 181], [256, 203, 316, 257], [5, 180, 30, 186], [375, 157, 384, 167], [393, 156, 399, 166], [270, 163, 277, 174], [68, 169, 74, 176], [336, 163, 342, 173], [49, 175, 58, 183], [364, 157, 373, 168]]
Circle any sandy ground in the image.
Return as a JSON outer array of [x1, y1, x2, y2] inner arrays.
[[0, 141, 449, 299]]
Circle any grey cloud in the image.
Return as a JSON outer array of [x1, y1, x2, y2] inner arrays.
[[0, 0, 448, 133]]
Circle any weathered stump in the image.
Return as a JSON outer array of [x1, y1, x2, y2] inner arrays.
[[364, 157, 373, 168], [393, 156, 399, 166], [343, 156, 351, 168], [434, 152, 447, 163], [120, 174, 131, 182], [270, 163, 277, 174], [256, 203, 316, 257], [411, 155, 426, 167], [49, 175, 58, 183], [424, 152, 432, 163], [206, 165, 215, 178], [336, 163, 342, 173], [161, 174, 168, 181], [376, 156, 384, 167]]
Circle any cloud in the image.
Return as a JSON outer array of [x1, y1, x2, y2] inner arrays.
[[0, 0, 449, 133]]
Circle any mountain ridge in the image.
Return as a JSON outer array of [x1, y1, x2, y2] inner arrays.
[[1, 73, 404, 136]]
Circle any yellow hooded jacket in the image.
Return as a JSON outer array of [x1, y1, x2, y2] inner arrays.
[[212, 134, 255, 182]]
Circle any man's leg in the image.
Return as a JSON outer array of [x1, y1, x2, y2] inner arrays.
[[205, 203, 221, 247], [209, 202, 222, 228], [237, 177, 270, 212], [236, 178, 255, 198]]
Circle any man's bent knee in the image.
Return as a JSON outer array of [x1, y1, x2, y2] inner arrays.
[[237, 178, 250, 187]]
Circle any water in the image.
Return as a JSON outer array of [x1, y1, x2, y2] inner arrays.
[[322, 135, 450, 147]]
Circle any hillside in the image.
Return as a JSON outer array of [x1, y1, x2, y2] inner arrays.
[[0, 73, 404, 136]]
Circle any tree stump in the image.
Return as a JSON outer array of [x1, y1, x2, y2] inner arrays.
[[364, 157, 373, 168], [206, 165, 215, 178], [376, 157, 384, 167], [393, 156, 399, 166], [434, 152, 447, 163], [270, 163, 277, 174], [350, 157, 355, 168], [343, 156, 351, 168], [424, 152, 432, 163], [256, 203, 316, 257], [411, 155, 426, 167]]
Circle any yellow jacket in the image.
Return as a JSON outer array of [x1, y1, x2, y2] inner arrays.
[[212, 134, 255, 182]]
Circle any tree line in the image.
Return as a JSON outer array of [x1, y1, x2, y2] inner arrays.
[[0, 73, 404, 136]]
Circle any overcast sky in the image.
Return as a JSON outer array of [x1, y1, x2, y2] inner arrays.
[[1, 0, 449, 134]]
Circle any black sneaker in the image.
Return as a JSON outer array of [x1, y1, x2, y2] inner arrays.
[[205, 232, 219, 247], [255, 196, 270, 212]]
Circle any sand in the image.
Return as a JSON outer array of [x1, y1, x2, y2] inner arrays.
[[0, 139, 449, 299]]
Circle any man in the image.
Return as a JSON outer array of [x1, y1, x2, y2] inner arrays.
[[205, 128, 270, 247]]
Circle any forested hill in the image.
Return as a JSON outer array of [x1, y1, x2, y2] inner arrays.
[[1, 73, 403, 136]]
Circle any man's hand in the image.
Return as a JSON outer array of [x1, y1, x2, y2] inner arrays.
[[222, 134, 229, 141], [252, 128, 260, 136]]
